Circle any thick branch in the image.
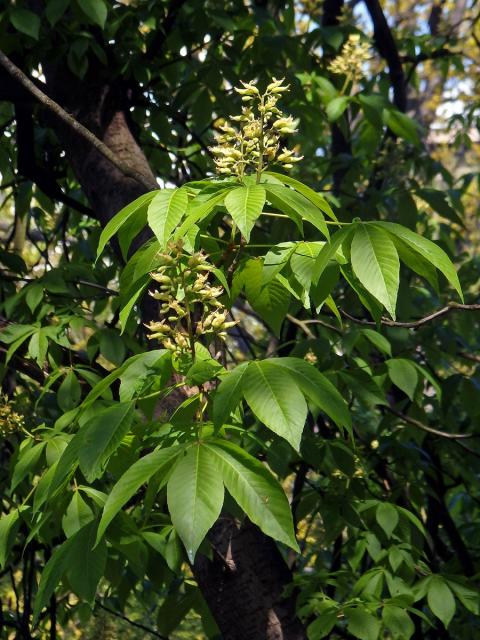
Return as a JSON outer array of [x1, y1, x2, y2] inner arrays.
[[0, 51, 157, 192], [364, 0, 407, 111]]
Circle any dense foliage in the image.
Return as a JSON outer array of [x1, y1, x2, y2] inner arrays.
[[0, 1, 479, 639]]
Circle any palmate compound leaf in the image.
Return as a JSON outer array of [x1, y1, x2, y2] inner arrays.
[[351, 223, 400, 319], [205, 440, 298, 551], [96, 446, 181, 544], [372, 221, 463, 300], [167, 444, 224, 563], [224, 184, 266, 241], [243, 360, 308, 451], [147, 187, 189, 248]]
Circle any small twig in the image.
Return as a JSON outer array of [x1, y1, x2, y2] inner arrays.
[[341, 302, 480, 329], [387, 406, 477, 440], [287, 314, 343, 335], [458, 351, 480, 364], [0, 51, 157, 191], [94, 600, 168, 639]]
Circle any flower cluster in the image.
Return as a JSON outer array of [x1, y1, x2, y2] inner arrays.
[[0, 396, 25, 436], [328, 34, 370, 85], [146, 242, 236, 357], [210, 78, 302, 178]]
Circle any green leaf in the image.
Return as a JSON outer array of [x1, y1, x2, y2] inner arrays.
[[175, 189, 230, 239], [11, 442, 46, 491], [382, 605, 414, 639], [291, 242, 324, 290], [243, 360, 307, 450], [46, 0, 70, 25], [206, 440, 298, 550], [265, 358, 351, 433], [383, 109, 420, 146], [416, 188, 462, 225], [0, 510, 24, 568], [264, 184, 329, 238], [326, 96, 350, 122], [57, 370, 82, 412], [359, 329, 391, 356], [213, 362, 249, 428], [28, 329, 49, 367], [78, 402, 134, 482], [386, 358, 418, 401], [97, 446, 180, 543], [62, 492, 94, 538], [307, 612, 338, 639], [428, 577, 456, 628], [373, 222, 462, 300], [264, 171, 336, 220], [185, 359, 222, 386], [347, 607, 381, 640], [351, 223, 400, 319], [376, 502, 399, 538], [75, 0, 107, 27], [147, 188, 189, 248], [242, 258, 290, 336], [262, 242, 297, 284], [33, 534, 76, 622], [66, 523, 107, 604], [312, 226, 352, 282], [447, 580, 480, 615], [96, 191, 156, 259], [119, 279, 149, 332], [167, 444, 224, 562], [10, 8, 41, 39], [224, 185, 266, 241], [34, 522, 106, 621]]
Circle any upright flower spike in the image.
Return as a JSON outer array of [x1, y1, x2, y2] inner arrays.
[[328, 33, 371, 86], [145, 242, 237, 359], [210, 78, 302, 179]]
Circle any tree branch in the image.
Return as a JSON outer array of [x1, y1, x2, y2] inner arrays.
[[340, 302, 480, 328], [0, 51, 157, 192], [387, 406, 477, 440], [364, 0, 407, 111], [94, 601, 169, 640]]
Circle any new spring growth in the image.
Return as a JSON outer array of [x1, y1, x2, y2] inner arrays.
[[328, 34, 370, 86], [146, 241, 237, 357], [210, 78, 303, 178]]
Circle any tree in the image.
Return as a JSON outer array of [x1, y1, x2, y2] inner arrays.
[[0, 1, 479, 639]]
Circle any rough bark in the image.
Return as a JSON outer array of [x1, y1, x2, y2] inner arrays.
[[194, 517, 306, 640]]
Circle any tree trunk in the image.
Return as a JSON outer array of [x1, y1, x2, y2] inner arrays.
[[40, 67, 307, 640], [194, 517, 306, 640]]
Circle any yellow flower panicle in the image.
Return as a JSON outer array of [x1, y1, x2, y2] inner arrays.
[[328, 34, 370, 85], [0, 396, 25, 436], [210, 78, 303, 178], [145, 241, 236, 357]]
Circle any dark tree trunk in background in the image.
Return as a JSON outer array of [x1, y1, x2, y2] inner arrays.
[[37, 63, 307, 640], [194, 517, 306, 640]]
